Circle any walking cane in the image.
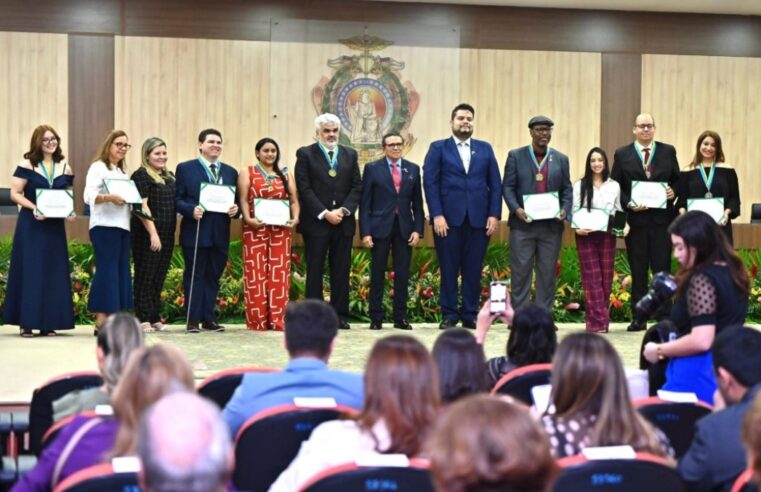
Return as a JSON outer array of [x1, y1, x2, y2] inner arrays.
[[185, 210, 202, 330]]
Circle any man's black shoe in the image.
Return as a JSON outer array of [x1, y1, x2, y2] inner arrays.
[[461, 319, 476, 329], [186, 321, 201, 334], [393, 319, 412, 330], [626, 320, 646, 332], [339, 321, 351, 330], [202, 321, 225, 332], [439, 319, 458, 330], [369, 320, 383, 330]]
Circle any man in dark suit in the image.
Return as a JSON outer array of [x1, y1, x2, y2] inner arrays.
[[611, 113, 680, 331], [295, 113, 362, 329], [175, 128, 239, 333], [360, 132, 424, 330], [423, 103, 502, 330], [502, 116, 572, 311]]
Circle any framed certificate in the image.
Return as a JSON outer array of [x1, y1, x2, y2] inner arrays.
[[687, 197, 725, 224], [35, 189, 74, 218], [199, 183, 235, 213], [104, 179, 143, 204], [631, 181, 668, 209], [254, 198, 290, 225], [523, 192, 561, 221], [571, 207, 610, 232]]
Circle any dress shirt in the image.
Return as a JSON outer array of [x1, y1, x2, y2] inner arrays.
[[83, 160, 131, 231], [634, 141, 653, 164], [572, 178, 623, 216], [453, 136, 472, 173]]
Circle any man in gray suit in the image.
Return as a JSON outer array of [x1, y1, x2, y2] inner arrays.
[[502, 116, 572, 311]]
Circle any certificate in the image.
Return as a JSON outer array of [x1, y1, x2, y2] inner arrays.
[[523, 192, 561, 221], [687, 197, 725, 224], [631, 181, 668, 209], [104, 179, 143, 204], [35, 189, 74, 218], [571, 207, 610, 232], [199, 183, 235, 213], [254, 198, 290, 225]]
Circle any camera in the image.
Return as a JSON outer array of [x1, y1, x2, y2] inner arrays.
[[634, 271, 677, 323]]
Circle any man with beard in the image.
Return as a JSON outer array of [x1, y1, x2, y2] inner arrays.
[[423, 103, 502, 329]]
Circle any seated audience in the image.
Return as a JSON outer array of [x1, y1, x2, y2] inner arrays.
[[432, 328, 489, 404], [138, 392, 233, 492], [223, 300, 364, 437], [428, 395, 558, 492], [743, 392, 761, 487], [13, 344, 194, 492], [269, 335, 440, 491], [53, 313, 144, 421], [542, 332, 673, 459], [679, 327, 761, 492]]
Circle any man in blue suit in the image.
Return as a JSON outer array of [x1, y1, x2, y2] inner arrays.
[[423, 103, 502, 329], [175, 129, 239, 333], [360, 132, 424, 330], [503, 116, 572, 311]]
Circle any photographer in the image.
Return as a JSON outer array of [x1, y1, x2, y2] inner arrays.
[[643, 211, 749, 403]]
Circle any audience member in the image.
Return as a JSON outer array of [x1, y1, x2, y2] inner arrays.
[[139, 392, 233, 492], [428, 395, 558, 492], [269, 335, 440, 491], [223, 300, 363, 437], [432, 328, 489, 404], [679, 327, 761, 492], [742, 392, 761, 487]]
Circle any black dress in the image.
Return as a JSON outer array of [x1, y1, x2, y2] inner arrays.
[[130, 167, 176, 324], [676, 166, 740, 244], [3, 166, 74, 332]]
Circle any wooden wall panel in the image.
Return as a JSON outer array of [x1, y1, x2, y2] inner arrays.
[[601, 53, 641, 157], [0, 32, 68, 186]]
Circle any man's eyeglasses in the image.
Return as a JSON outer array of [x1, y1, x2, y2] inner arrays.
[[384, 143, 404, 148], [635, 124, 655, 130]]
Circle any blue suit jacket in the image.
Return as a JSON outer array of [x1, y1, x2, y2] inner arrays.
[[359, 158, 424, 239], [222, 358, 364, 438], [175, 159, 238, 249], [423, 137, 502, 227], [502, 145, 573, 231]]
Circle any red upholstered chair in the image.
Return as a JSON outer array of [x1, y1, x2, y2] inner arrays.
[[197, 366, 279, 409], [553, 452, 685, 491], [489, 363, 552, 405], [52, 463, 139, 492], [299, 458, 434, 492], [634, 396, 712, 459], [731, 469, 759, 492]]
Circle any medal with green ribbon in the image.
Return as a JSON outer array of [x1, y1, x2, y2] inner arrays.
[[319, 144, 339, 177], [635, 142, 656, 178], [255, 163, 278, 192], [699, 162, 716, 198], [198, 157, 220, 184], [39, 161, 56, 188], [529, 146, 551, 182]]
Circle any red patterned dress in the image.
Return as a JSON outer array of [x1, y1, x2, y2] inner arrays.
[[242, 166, 292, 331]]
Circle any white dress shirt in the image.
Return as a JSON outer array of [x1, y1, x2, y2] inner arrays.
[[453, 136, 472, 174], [83, 160, 131, 231], [572, 178, 623, 215]]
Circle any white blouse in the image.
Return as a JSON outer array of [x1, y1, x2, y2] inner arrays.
[[83, 160, 131, 231], [572, 178, 623, 216]]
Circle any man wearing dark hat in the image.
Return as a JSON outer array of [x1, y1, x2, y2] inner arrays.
[[502, 115, 572, 311]]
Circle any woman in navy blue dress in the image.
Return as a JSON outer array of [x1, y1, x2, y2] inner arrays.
[[4, 125, 75, 336]]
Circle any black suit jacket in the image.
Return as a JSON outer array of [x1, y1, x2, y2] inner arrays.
[[610, 141, 680, 227], [359, 157, 424, 240], [294, 143, 362, 237]]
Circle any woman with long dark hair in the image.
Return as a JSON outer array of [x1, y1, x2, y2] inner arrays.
[[572, 147, 622, 333], [238, 137, 299, 331], [643, 210, 749, 403], [432, 328, 489, 404]]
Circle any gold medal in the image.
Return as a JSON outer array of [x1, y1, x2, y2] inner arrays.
[[328, 169, 337, 177], [535, 173, 544, 181], [705, 192, 713, 198]]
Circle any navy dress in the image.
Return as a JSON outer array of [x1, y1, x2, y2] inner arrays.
[[3, 166, 74, 332]]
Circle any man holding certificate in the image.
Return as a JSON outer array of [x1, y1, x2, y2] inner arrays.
[[611, 113, 680, 332], [502, 115, 572, 312], [175, 129, 239, 333]]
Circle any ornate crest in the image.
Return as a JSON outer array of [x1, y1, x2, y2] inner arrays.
[[312, 34, 419, 164]]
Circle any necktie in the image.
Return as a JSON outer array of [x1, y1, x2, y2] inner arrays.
[[209, 163, 218, 181], [391, 161, 401, 193], [328, 150, 334, 161], [643, 148, 652, 177]]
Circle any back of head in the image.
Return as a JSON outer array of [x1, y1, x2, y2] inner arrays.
[[429, 395, 558, 492], [432, 328, 488, 404], [506, 304, 557, 366], [284, 300, 338, 359], [97, 313, 145, 391], [713, 327, 761, 388], [139, 392, 232, 492]]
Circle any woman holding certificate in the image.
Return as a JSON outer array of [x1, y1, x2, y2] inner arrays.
[[572, 147, 622, 333], [238, 138, 299, 331], [84, 130, 134, 333], [5, 125, 75, 337], [676, 131, 740, 244]]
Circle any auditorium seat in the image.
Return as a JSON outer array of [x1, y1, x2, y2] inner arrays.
[[731, 469, 759, 492], [52, 462, 139, 492], [299, 459, 434, 492], [41, 411, 100, 451], [490, 363, 552, 405], [197, 366, 279, 409], [553, 452, 685, 491], [634, 397, 712, 458]]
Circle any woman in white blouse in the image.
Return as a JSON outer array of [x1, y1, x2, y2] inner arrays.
[[83, 130, 133, 333], [572, 147, 622, 333]]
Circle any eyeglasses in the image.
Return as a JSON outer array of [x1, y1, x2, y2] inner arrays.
[[41, 137, 58, 144], [385, 143, 404, 148], [635, 124, 655, 130], [113, 143, 132, 150], [532, 127, 553, 134]]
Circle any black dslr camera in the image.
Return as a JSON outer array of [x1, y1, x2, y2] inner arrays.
[[633, 271, 677, 324]]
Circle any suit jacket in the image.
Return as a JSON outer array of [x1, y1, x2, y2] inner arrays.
[[359, 158, 424, 239], [295, 143, 362, 237], [423, 137, 502, 228], [610, 141, 680, 227], [175, 158, 238, 249], [502, 145, 573, 231]]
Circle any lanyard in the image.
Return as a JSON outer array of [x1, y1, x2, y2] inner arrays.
[[635, 142, 656, 168], [698, 162, 716, 193], [39, 161, 56, 188], [318, 144, 338, 170], [198, 157, 220, 184], [528, 146, 551, 174]]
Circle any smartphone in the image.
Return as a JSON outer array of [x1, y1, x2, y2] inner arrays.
[[490, 281, 507, 314]]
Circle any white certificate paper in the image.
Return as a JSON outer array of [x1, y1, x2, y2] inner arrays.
[[35, 189, 74, 218], [254, 198, 290, 225], [687, 197, 725, 224], [104, 179, 143, 204], [571, 207, 610, 231], [523, 192, 561, 221], [199, 183, 235, 213], [631, 181, 668, 209]]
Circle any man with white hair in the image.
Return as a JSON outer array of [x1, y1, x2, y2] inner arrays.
[[295, 113, 362, 329], [138, 392, 233, 492]]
